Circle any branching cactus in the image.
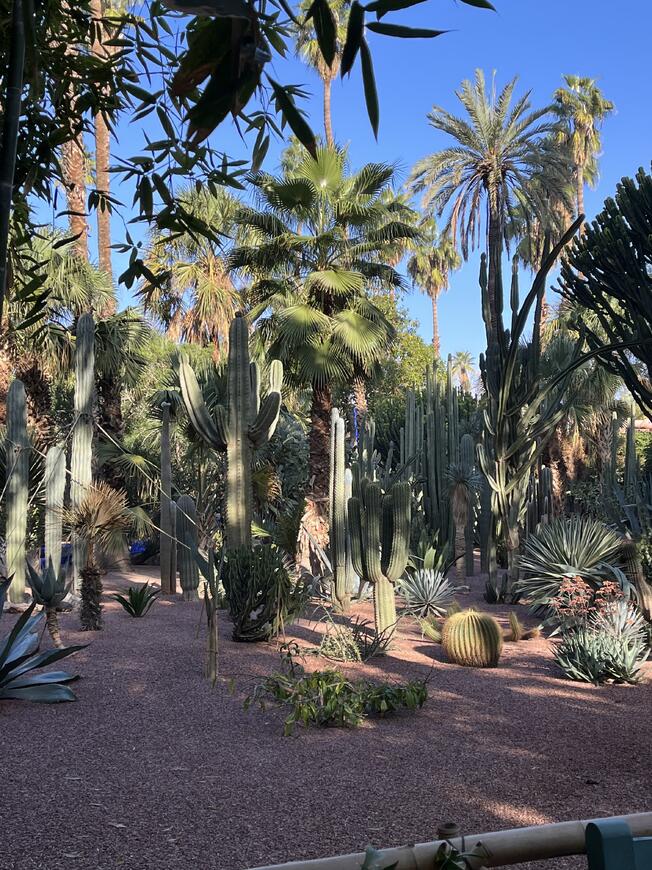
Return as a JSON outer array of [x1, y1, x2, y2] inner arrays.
[[329, 409, 350, 613], [45, 442, 66, 575], [176, 494, 199, 600], [349, 480, 411, 636], [6, 379, 29, 604], [71, 312, 94, 593], [159, 402, 175, 594], [179, 313, 283, 551]]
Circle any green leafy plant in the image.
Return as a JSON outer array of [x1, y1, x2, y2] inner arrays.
[[0, 578, 84, 703], [398, 568, 457, 619], [112, 583, 160, 618]]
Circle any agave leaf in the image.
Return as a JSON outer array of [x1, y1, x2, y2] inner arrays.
[[0, 601, 39, 670], [5, 644, 86, 683], [0, 684, 77, 702], [7, 670, 80, 688]]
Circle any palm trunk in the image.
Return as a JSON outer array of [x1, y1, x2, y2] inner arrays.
[[576, 164, 585, 231], [430, 289, 440, 358], [487, 195, 503, 342], [46, 608, 63, 648], [297, 383, 332, 571], [353, 375, 367, 415], [61, 135, 89, 260], [91, 0, 114, 288], [80, 560, 103, 631], [323, 74, 334, 147], [17, 357, 55, 443]]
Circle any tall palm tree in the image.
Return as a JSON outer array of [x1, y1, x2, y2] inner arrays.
[[294, 0, 348, 146], [406, 218, 460, 357], [451, 351, 475, 393], [229, 146, 417, 556], [553, 75, 614, 230], [409, 70, 566, 341], [139, 186, 241, 358]]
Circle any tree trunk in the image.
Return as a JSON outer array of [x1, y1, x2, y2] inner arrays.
[[297, 383, 332, 571], [91, 0, 114, 290], [80, 562, 103, 630], [430, 289, 440, 358], [576, 164, 586, 231], [61, 135, 88, 260], [487, 195, 503, 342], [353, 375, 367, 415], [323, 73, 334, 147], [46, 608, 63, 648]]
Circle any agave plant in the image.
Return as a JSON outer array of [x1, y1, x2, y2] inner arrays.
[[0, 578, 84, 703], [26, 559, 71, 648], [517, 515, 628, 613], [398, 569, 458, 619], [112, 583, 160, 618]]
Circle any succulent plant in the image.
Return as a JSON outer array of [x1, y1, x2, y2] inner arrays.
[[159, 401, 176, 595], [398, 568, 457, 619], [6, 379, 29, 604], [329, 409, 351, 613], [112, 583, 160, 618], [71, 311, 95, 593], [44, 442, 66, 576], [26, 559, 71, 648], [176, 494, 199, 600], [442, 608, 503, 668]]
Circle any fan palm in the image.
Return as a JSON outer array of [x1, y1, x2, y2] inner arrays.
[[553, 75, 614, 229], [450, 351, 475, 393], [229, 146, 417, 554], [406, 218, 460, 357], [409, 69, 566, 340], [139, 185, 241, 357]]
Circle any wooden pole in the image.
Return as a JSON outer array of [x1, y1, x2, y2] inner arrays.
[[249, 813, 652, 870]]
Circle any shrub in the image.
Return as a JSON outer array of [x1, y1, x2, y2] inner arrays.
[[318, 614, 390, 662], [398, 569, 457, 618], [554, 600, 649, 685], [112, 583, 160, 617]]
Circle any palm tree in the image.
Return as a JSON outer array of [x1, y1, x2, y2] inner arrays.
[[451, 351, 475, 393], [140, 186, 240, 358], [409, 70, 566, 341], [294, 0, 348, 146], [229, 146, 416, 556], [406, 218, 460, 357], [553, 75, 614, 230]]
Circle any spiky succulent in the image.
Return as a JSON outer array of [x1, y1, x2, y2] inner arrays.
[[26, 559, 72, 648], [398, 569, 457, 619], [113, 583, 160, 618]]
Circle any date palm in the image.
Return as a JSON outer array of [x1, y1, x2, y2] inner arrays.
[[553, 75, 614, 229], [229, 146, 417, 557], [140, 185, 240, 358], [409, 69, 565, 341], [451, 351, 475, 393], [406, 218, 460, 357]]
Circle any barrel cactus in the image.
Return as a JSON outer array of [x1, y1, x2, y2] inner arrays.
[[176, 494, 199, 600], [6, 379, 29, 604], [442, 609, 503, 668]]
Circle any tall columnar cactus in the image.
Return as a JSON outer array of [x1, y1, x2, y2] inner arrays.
[[329, 409, 350, 612], [442, 609, 503, 668], [176, 494, 199, 601], [45, 442, 66, 575], [460, 433, 476, 577], [179, 313, 283, 551], [71, 311, 94, 592], [159, 402, 175, 594], [349, 480, 411, 636], [624, 411, 638, 503], [6, 379, 29, 604]]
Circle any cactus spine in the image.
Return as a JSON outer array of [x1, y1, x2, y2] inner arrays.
[[442, 609, 503, 668], [329, 409, 350, 612], [179, 313, 283, 551], [45, 442, 66, 575], [6, 379, 29, 604], [159, 402, 175, 594], [71, 312, 94, 592], [349, 480, 411, 636], [176, 494, 199, 600]]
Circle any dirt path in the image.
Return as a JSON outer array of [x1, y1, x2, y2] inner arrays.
[[1, 567, 650, 870]]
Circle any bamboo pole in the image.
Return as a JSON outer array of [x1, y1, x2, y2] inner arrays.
[[249, 813, 652, 870]]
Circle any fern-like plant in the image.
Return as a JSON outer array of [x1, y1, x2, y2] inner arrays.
[[113, 583, 160, 618]]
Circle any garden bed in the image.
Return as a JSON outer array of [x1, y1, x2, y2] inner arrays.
[[2, 565, 650, 870]]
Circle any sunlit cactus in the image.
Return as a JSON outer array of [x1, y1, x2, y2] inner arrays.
[[6, 379, 29, 604], [71, 311, 95, 593]]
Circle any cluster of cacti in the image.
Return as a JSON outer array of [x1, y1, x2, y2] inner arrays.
[[45, 442, 66, 575], [349, 478, 411, 635], [176, 494, 199, 600], [442, 608, 503, 668], [179, 313, 283, 553], [159, 401, 176, 595], [329, 409, 354, 612], [6, 379, 29, 604], [71, 311, 95, 593]]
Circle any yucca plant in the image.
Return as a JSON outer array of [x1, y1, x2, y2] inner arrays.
[[65, 483, 132, 631], [0, 578, 84, 703], [398, 569, 457, 619], [517, 515, 628, 614], [26, 558, 71, 648], [112, 583, 160, 618]]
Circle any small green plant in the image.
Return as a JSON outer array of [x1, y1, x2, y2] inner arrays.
[[398, 569, 457, 619], [246, 648, 427, 735], [318, 612, 392, 662], [112, 583, 160, 618], [26, 558, 71, 648]]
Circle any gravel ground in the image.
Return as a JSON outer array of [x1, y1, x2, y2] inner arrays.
[[1, 566, 650, 870]]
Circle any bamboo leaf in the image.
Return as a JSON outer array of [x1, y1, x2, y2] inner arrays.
[[305, 0, 337, 69], [366, 21, 447, 37], [340, 0, 365, 77], [360, 39, 379, 139], [267, 77, 317, 158]]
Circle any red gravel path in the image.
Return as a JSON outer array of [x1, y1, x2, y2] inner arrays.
[[1, 566, 650, 870]]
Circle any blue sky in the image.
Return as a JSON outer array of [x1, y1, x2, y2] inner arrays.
[[104, 0, 652, 364]]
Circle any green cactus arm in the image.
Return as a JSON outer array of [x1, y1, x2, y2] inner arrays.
[[383, 482, 411, 583], [249, 362, 260, 419], [178, 355, 228, 451], [362, 483, 384, 585], [248, 391, 282, 448], [348, 496, 365, 579]]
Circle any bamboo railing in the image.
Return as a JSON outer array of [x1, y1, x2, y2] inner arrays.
[[250, 812, 652, 869]]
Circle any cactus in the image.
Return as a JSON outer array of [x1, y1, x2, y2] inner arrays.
[[159, 402, 176, 594], [170, 499, 177, 589], [176, 494, 199, 600], [624, 410, 638, 503], [45, 442, 66, 576], [442, 609, 503, 668], [179, 313, 283, 551], [329, 409, 350, 612], [349, 480, 411, 636], [460, 433, 476, 577], [6, 379, 29, 604], [71, 311, 94, 593]]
